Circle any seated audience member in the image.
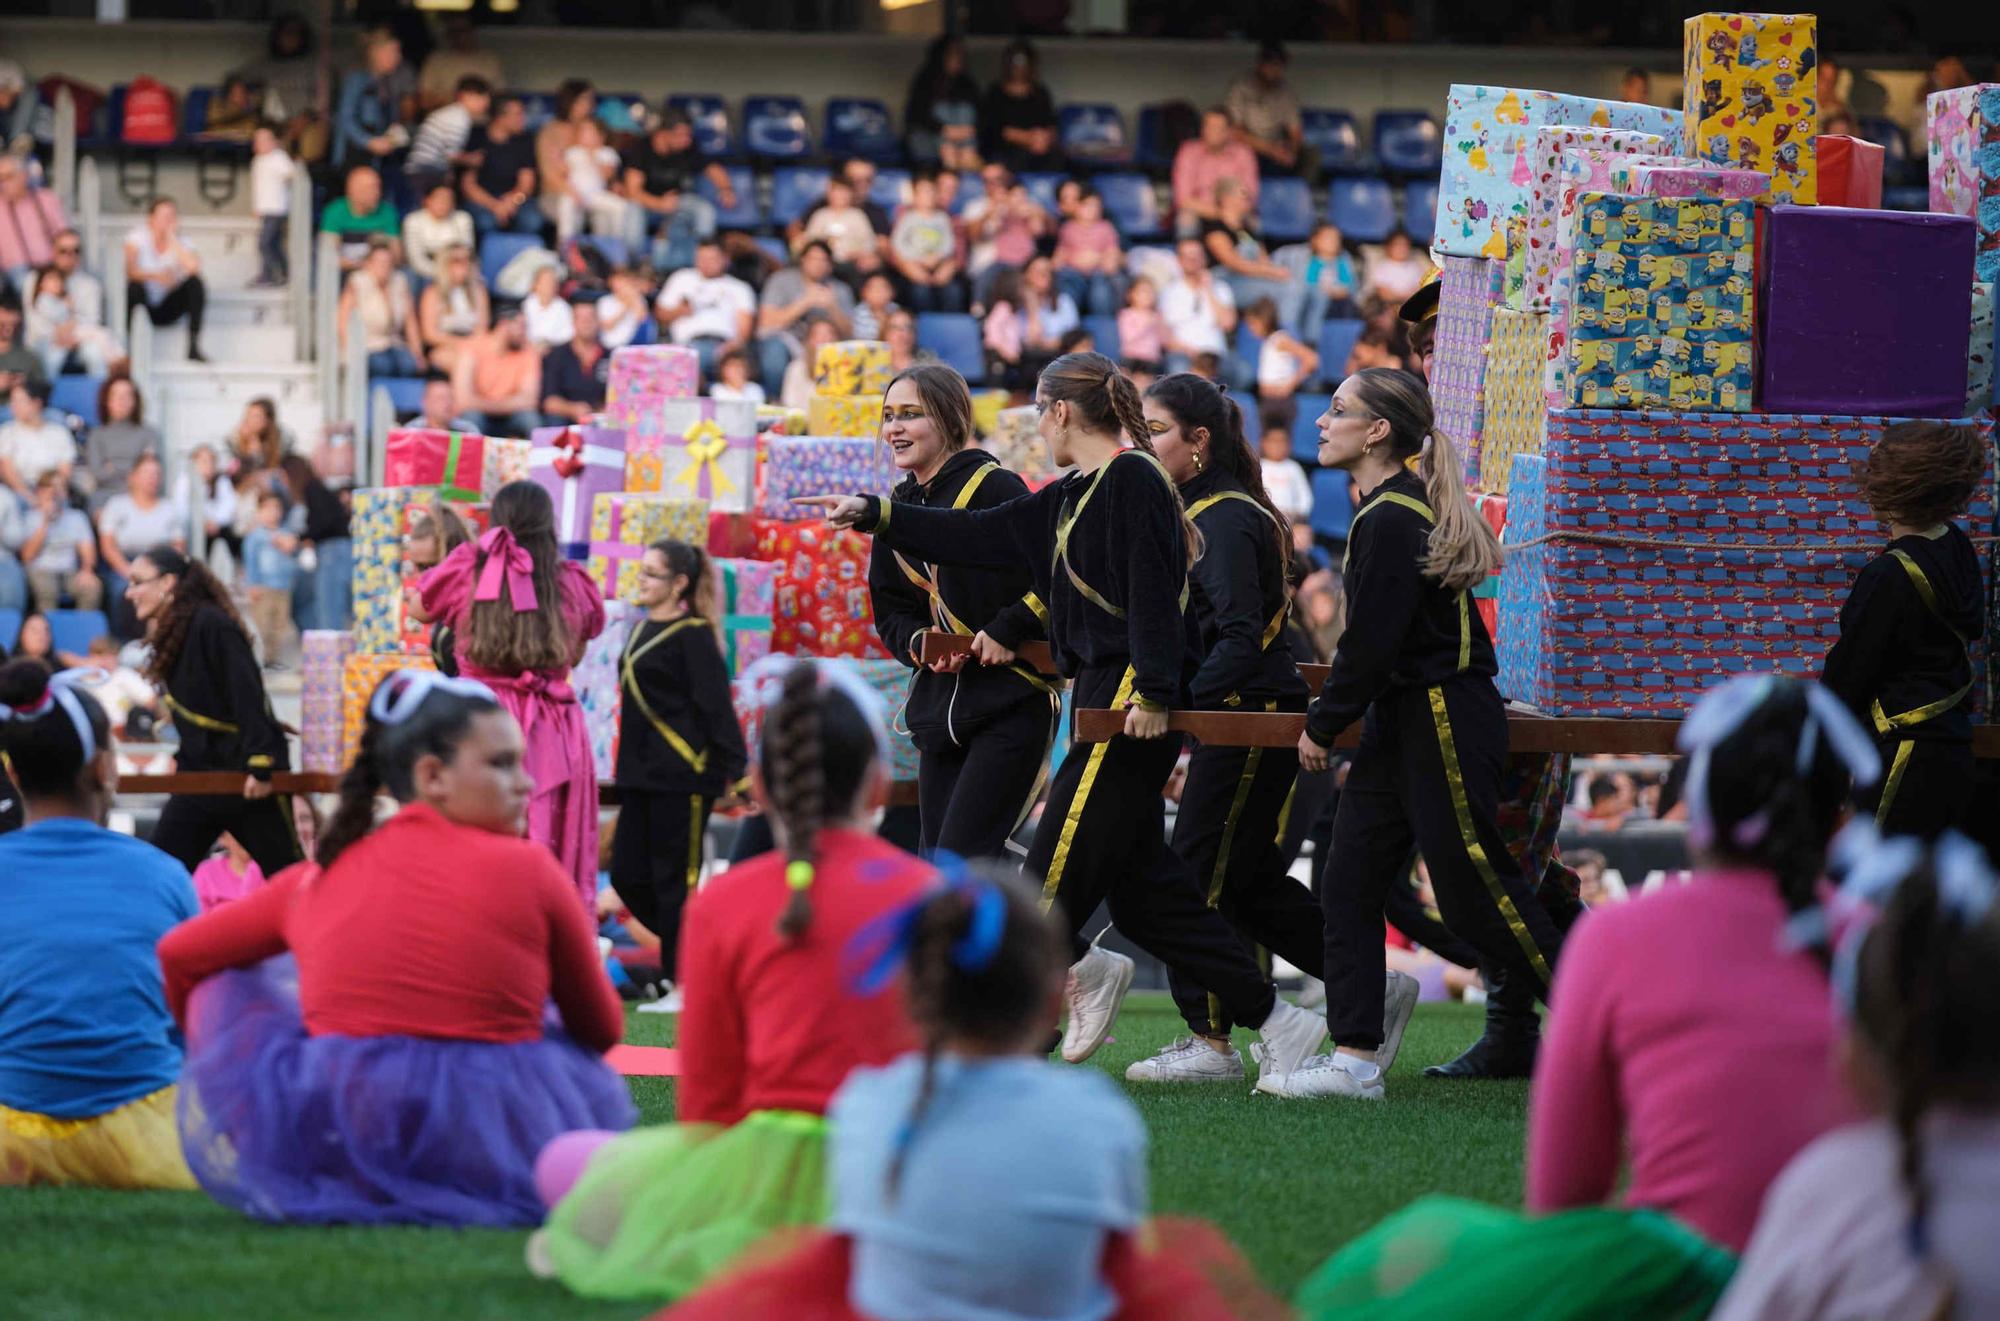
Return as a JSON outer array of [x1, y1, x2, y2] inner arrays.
[[0, 296, 46, 394], [461, 94, 541, 237], [403, 75, 490, 198], [708, 348, 764, 405], [1203, 178, 1302, 334], [1227, 42, 1304, 174], [962, 162, 1047, 307], [452, 303, 542, 437], [20, 472, 100, 612], [417, 375, 480, 433], [1259, 423, 1313, 525], [1172, 105, 1259, 238], [95, 452, 185, 635], [557, 118, 629, 245], [418, 244, 490, 374], [850, 272, 900, 342], [624, 106, 736, 273], [319, 164, 402, 272], [978, 38, 1061, 172], [201, 75, 264, 140], [882, 308, 933, 376], [1361, 230, 1432, 310], [1244, 296, 1318, 436], [794, 174, 882, 281], [1, 379, 75, 500], [123, 199, 208, 364], [41, 230, 121, 375], [780, 316, 840, 412], [1052, 184, 1124, 317], [11, 612, 84, 670], [541, 301, 609, 424], [1344, 323, 1403, 376], [401, 180, 475, 281], [756, 242, 854, 397], [25, 266, 123, 380], [84, 376, 159, 505], [596, 267, 651, 353], [338, 236, 425, 377], [523, 266, 575, 353], [1280, 222, 1362, 341], [887, 170, 965, 314], [0, 153, 65, 283], [1160, 239, 1247, 388], [903, 34, 983, 170], [656, 239, 755, 381], [1116, 276, 1168, 378], [332, 28, 416, 177]]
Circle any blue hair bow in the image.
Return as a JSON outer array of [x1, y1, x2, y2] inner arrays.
[[844, 851, 1009, 995]]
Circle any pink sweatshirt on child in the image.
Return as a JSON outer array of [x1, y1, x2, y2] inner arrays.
[[1525, 868, 1857, 1252]]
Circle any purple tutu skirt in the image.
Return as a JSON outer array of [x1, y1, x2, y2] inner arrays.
[[177, 957, 637, 1226]]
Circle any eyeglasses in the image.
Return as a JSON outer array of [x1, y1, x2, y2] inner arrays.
[[54, 245, 80, 256], [127, 574, 163, 588], [881, 406, 927, 423], [639, 567, 676, 582]]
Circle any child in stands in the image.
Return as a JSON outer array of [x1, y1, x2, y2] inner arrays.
[[190, 832, 264, 912], [157, 670, 633, 1225]]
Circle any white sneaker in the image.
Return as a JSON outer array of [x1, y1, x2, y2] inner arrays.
[[1252, 997, 1328, 1092], [1124, 1036, 1245, 1083], [1379, 970, 1420, 1075], [1255, 1051, 1385, 1101], [635, 982, 684, 1014], [1061, 944, 1135, 1063], [1296, 975, 1326, 1009]]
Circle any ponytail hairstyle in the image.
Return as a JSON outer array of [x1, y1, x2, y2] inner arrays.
[[650, 538, 720, 645], [884, 363, 975, 453], [136, 544, 256, 689], [1340, 367, 1499, 592], [0, 661, 112, 800], [1145, 372, 1291, 573], [462, 480, 573, 674], [1038, 351, 1203, 568], [752, 658, 888, 941], [317, 670, 504, 868], [845, 864, 1067, 1200], [1862, 421, 1987, 530]]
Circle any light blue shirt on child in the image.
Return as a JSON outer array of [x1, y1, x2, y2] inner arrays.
[[241, 525, 297, 591], [830, 1053, 1146, 1321]]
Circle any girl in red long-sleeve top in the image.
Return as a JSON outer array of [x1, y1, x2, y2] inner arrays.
[[158, 670, 636, 1228], [529, 658, 933, 1304]]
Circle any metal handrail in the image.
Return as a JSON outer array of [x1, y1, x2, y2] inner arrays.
[[341, 303, 367, 468], [289, 165, 313, 362], [314, 231, 340, 435], [52, 87, 76, 213]]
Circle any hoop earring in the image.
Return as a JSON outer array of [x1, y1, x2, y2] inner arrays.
[[1192, 447, 1205, 472]]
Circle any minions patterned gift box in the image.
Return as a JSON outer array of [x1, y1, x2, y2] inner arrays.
[[1520, 127, 1669, 311], [1479, 307, 1548, 492], [1560, 192, 1757, 412], [813, 340, 892, 398], [1682, 12, 1819, 205]]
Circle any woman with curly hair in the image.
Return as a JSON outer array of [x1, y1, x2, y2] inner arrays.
[[125, 544, 302, 875]]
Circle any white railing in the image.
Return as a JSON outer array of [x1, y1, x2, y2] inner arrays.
[[370, 383, 394, 485], [341, 301, 367, 463], [289, 165, 313, 362], [52, 87, 76, 214], [314, 231, 340, 433], [128, 312, 155, 417]]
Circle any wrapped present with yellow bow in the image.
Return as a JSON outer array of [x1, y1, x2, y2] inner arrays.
[[588, 492, 711, 603], [814, 340, 893, 397], [624, 398, 758, 510]]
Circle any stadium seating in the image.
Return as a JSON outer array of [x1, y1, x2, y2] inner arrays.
[[667, 94, 733, 158], [825, 97, 900, 163], [1309, 466, 1355, 541], [1289, 392, 1331, 462], [519, 91, 558, 131], [770, 165, 832, 229], [1083, 313, 1121, 361], [1258, 176, 1316, 244], [47, 610, 110, 657], [50, 374, 103, 427], [0, 609, 18, 654], [743, 95, 812, 161], [1327, 177, 1396, 243], [1317, 319, 1365, 386], [700, 165, 764, 230], [1403, 181, 1439, 246], [1300, 108, 1363, 174], [479, 232, 543, 289], [1133, 103, 1172, 174], [1019, 171, 1066, 215], [1095, 172, 1164, 241], [1059, 103, 1132, 167], [378, 376, 427, 418], [1373, 110, 1442, 177], [870, 167, 912, 212], [916, 312, 984, 383]]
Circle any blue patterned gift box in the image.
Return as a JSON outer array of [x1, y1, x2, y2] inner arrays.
[[1497, 408, 1998, 717], [1433, 256, 1505, 472], [759, 436, 897, 520], [575, 601, 641, 782]]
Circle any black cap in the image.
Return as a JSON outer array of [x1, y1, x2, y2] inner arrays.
[[1397, 265, 1442, 325]]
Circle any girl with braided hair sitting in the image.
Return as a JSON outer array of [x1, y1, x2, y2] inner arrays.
[[531, 657, 933, 1302]]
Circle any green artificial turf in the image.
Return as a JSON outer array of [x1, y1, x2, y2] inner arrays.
[[0, 996, 1526, 1320]]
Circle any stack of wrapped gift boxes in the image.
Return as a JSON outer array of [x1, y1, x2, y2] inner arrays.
[[1436, 10, 2000, 719]]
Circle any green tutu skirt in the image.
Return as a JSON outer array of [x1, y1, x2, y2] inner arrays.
[[537, 1109, 830, 1301], [1296, 1196, 1736, 1321]]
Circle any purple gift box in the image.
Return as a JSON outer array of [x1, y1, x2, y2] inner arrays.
[[1758, 205, 1976, 417], [759, 436, 897, 520], [529, 423, 630, 544]]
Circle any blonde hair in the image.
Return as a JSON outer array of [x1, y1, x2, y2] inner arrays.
[[1344, 367, 1500, 592], [1038, 351, 1203, 569]]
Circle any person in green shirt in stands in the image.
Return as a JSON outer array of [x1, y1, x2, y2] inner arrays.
[[319, 163, 402, 273]]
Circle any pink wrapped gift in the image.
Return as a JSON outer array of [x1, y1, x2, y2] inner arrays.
[[383, 428, 487, 501], [604, 345, 700, 429], [529, 423, 629, 544]]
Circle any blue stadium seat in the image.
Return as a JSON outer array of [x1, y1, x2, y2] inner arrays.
[[1403, 181, 1439, 246], [1094, 172, 1163, 241], [1234, 323, 1264, 364], [181, 87, 215, 139], [596, 92, 648, 136], [78, 85, 123, 150], [0, 608, 18, 655], [699, 165, 764, 230], [380, 376, 427, 418], [752, 236, 790, 266], [1328, 177, 1397, 243], [1856, 116, 1914, 186], [668, 94, 734, 159], [1235, 396, 1261, 446], [770, 165, 831, 229], [1258, 176, 1317, 244], [1059, 103, 1131, 167], [479, 232, 543, 290], [47, 610, 109, 656], [950, 170, 984, 215], [1019, 171, 1066, 215], [1317, 318, 1366, 386], [743, 95, 812, 162], [1290, 392, 1331, 462], [586, 235, 630, 268], [1300, 108, 1362, 174], [50, 375, 102, 426], [1133, 104, 1171, 173], [1309, 467, 1355, 541], [1083, 313, 1121, 361], [825, 97, 900, 164], [916, 313, 984, 383], [1374, 111, 1442, 177], [518, 92, 558, 132], [870, 167, 912, 213]]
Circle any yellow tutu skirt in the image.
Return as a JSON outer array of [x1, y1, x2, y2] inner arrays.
[[1, 1085, 196, 1190]]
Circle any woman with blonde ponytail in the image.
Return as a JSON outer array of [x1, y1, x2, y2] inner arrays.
[[803, 351, 1328, 1086], [1281, 366, 1565, 1102]]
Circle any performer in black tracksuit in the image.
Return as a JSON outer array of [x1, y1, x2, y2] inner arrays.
[[612, 539, 748, 986], [1293, 368, 1565, 1100], [1821, 421, 1989, 841], [126, 545, 303, 874], [867, 365, 1060, 860], [805, 351, 1327, 1082]]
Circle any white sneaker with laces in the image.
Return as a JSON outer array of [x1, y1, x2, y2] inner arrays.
[[1379, 970, 1420, 1074], [635, 982, 684, 1014], [1252, 997, 1328, 1092], [1255, 1051, 1385, 1101], [1060, 944, 1135, 1063], [1295, 975, 1326, 1009], [1124, 1036, 1245, 1083]]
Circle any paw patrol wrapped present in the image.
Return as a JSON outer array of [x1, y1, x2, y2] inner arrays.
[[588, 493, 710, 603], [1480, 307, 1549, 491], [604, 344, 700, 428], [1521, 127, 1669, 310], [1682, 12, 1819, 205], [300, 630, 354, 774], [1560, 192, 1757, 413], [1927, 84, 2000, 283], [623, 398, 758, 510], [813, 340, 893, 397], [807, 392, 882, 439], [759, 436, 897, 520]]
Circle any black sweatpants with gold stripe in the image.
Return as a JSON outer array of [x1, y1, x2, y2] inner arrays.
[[1319, 678, 1565, 1050], [610, 789, 713, 983], [1167, 711, 1324, 1038], [151, 792, 304, 877], [1863, 737, 1973, 842], [1028, 664, 1277, 1029], [917, 695, 1060, 860]]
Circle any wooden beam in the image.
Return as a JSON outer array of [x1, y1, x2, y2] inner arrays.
[[917, 632, 1061, 675], [114, 773, 923, 809]]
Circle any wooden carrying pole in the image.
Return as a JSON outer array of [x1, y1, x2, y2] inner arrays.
[[115, 774, 923, 809], [916, 632, 1331, 688]]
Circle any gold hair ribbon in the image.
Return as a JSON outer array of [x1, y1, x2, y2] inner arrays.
[[674, 418, 738, 497]]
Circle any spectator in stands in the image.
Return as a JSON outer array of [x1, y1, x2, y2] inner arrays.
[[656, 238, 756, 380], [851, 272, 899, 341], [558, 117, 630, 244], [405, 75, 490, 199], [1360, 229, 1431, 310], [1245, 297, 1319, 437], [1160, 239, 1246, 387], [1203, 178, 1301, 332], [320, 164, 402, 273], [241, 490, 299, 667], [1343, 323, 1403, 376], [780, 315, 838, 412], [25, 267, 123, 380], [0, 380, 74, 500], [963, 162, 1049, 307], [0, 497, 27, 613], [1116, 276, 1167, 377], [338, 235, 424, 378], [982, 270, 1028, 388], [887, 169, 966, 314], [0, 296, 46, 393], [279, 453, 351, 634], [462, 94, 541, 238], [1016, 256, 1078, 381], [418, 376, 479, 433], [905, 35, 983, 170], [1173, 106, 1260, 239], [1281, 221, 1360, 341], [1818, 55, 1848, 127], [0, 62, 38, 158], [843, 158, 896, 236], [757, 241, 854, 395], [43, 230, 112, 364], [333, 29, 416, 176], [1259, 422, 1313, 525], [177, 443, 240, 564], [419, 16, 503, 114], [228, 397, 288, 473], [596, 266, 649, 352], [418, 244, 489, 374], [402, 181, 474, 282], [1620, 67, 1651, 104], [536, 79, 597, 229], [624, 106, 735, 274], [540, 299, 608, 425], [242, 14, 327, 164], [201, 75, 264, 141], [452, 302, 541, 437], [250, 126, 296, 289], [981, 39, 1061, 172], [882, 308, 933, 377], [708, 348, 765, 405], [523, 266, 574, 352], [794, 174, 882, 282], [96, 453, 185, 638], [0, 154, 65, 285], [1052, 183, 1123, 317], [1227, 42, 1304, 175], [17, 472, 99, 613], [84, 376, 160, 505]]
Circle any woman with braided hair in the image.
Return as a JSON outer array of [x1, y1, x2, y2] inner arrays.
[[531, 657, 932, 1303], [804, 350, 1328, 1087]]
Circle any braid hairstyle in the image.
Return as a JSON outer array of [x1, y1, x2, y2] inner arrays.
[[0, 659, 111, 799], [1145, 372, 1292, 572], [316, 676, 504, 868], [760, 662, 880, 941], [137, 545, 257, 690], [1862, 421, 1988, 530], [887, 871, 1067, 1199], [651, 538, 720, 646], [1038, 350, 1203, 568], [1341, 367, 1500, 592]]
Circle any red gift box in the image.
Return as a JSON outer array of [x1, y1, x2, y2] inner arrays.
[[1473, 491, 1507, 643], [384, 429, 487, 501], [1815, 135, 1886, 210], [747, 517, 889, 659]]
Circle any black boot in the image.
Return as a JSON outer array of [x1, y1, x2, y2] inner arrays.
[[1424, 961, 1541, 1079]]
